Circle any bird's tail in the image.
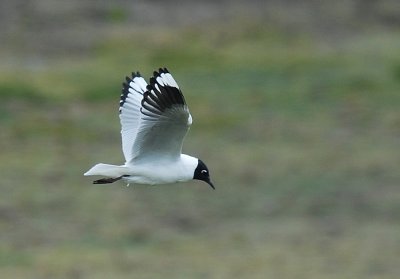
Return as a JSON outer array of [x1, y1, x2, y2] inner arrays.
[[84, 163, 129, 178]]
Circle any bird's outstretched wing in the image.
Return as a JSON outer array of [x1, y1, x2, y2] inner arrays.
[[119, 72, 148, 163], [129, 68, 192, 163]]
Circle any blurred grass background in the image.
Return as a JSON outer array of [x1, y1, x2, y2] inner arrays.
[[1, 0, 400, 278]]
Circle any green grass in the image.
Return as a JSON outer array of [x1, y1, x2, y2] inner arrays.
[[1, 24, 400, 278]]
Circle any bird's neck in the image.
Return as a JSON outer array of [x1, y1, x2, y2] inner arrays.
[[180, 154, 198, 173]]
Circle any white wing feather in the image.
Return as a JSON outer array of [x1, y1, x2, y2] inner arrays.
[[119, 72, 147, 163]]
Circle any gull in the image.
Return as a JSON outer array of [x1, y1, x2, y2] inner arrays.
[[84, 67, 214, 189]]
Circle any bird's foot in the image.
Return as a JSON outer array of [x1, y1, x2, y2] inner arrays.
[[93, 176, 123, 184]]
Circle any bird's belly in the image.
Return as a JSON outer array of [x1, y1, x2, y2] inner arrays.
[[122, 164, 190, 185], [122, 175, 184, 185]]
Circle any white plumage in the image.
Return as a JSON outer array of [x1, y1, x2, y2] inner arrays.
[[84, 68, 214, 189]]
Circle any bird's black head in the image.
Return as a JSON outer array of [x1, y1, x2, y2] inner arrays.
[[193, 159, 215, 189]]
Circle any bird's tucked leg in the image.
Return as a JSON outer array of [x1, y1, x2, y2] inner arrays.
[[93, 176, 124, 184]]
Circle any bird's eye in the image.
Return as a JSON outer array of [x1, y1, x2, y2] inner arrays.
[[201, 170, 208, 174]]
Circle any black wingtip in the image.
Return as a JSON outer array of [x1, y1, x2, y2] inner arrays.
[[130, 71, 141, 79], [120, 75, 134, 111], [139, 67, 187, 117]]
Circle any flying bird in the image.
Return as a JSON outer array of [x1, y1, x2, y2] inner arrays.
[[84, 68, 214, 189]]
